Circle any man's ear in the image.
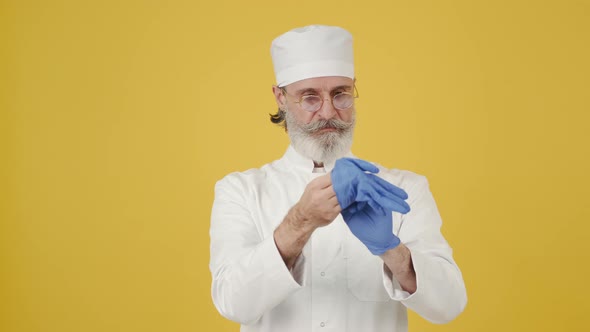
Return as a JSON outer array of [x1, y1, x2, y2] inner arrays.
[[272, 85, 287, 110]]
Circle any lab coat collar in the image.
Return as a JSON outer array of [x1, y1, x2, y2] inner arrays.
[[281, 145, 355, 173]]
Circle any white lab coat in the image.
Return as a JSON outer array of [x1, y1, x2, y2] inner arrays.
[[209, 146, 467, 332]]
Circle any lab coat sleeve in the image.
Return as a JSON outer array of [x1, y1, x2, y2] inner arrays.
[[381, 174, 467, 323], [209, 174, 304, 325]]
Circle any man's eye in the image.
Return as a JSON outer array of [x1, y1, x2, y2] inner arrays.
[[302, 95, 319, 100]]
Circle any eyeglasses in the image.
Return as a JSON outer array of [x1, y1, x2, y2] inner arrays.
[[280, 85, 359, 112]]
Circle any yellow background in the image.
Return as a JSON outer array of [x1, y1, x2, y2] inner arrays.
[[2, 0, 589, 331]]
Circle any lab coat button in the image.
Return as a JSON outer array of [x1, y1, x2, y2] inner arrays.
[[320, 272, 325, 277], [320, 322, 325, 327]]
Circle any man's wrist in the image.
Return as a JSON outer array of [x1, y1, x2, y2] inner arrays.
[[381, 244, 417, 293], [274, 205, 316, 270], [381, 244, 413, 276], [286, 204, 317, 235]]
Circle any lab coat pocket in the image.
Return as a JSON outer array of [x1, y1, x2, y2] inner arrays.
[[344, 231, 391, 302]]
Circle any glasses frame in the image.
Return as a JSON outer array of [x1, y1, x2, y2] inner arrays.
[[280, 84, 359, 112]]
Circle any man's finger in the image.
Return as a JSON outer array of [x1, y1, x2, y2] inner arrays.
[[337, 158, 380, 174], [365, 175, 409, 200], [370, 194, 411, 214]]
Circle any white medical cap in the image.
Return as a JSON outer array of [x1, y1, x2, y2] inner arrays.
[[271, 25, 354, 87]]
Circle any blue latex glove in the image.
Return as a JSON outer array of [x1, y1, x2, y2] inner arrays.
[[331, 158, 411, 216], [342, 203, 401, 255]]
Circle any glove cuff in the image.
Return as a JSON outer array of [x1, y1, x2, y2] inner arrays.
[[368, 237, 401, 256]]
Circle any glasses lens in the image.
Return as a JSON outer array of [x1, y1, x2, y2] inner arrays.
[[301, 95, 322, 112], [333, 93, 354, 110]]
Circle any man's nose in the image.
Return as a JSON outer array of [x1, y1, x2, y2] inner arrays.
[[316, 97, 337, 119]]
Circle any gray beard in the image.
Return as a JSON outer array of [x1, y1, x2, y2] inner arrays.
[[285, 109, 355, 164]]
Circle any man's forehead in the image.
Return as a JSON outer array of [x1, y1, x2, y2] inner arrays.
[[286, 76, 354, 93]]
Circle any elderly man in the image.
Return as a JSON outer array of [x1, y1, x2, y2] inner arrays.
[[209, 25, 467, 332]]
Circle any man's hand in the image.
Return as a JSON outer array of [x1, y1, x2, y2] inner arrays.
[[342, 203, 402, 256], [332, 157, 411, 255], [331, 158, 410, 215], [342, 205, 415, 294], [274, 173, 340, 269], [335, 158, 417, 291], [291, 173, 341, 231]]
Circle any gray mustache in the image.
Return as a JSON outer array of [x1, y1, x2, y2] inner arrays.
[[302, 119, 353, 133]]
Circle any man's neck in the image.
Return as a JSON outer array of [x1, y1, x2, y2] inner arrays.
[[312, 161, 326, 173]]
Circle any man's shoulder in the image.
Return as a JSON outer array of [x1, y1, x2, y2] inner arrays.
[[214, 158, 282, 190]]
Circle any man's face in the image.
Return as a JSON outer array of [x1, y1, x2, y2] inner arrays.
[[273, 76, 356, 163]]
